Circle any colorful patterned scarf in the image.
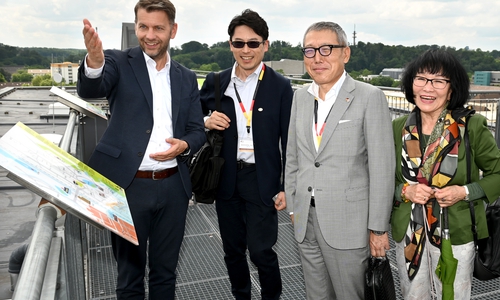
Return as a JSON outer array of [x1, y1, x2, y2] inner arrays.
[[400, 107, 472, 280]]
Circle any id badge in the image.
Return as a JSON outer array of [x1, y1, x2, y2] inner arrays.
[[239, 138, 254, 152]]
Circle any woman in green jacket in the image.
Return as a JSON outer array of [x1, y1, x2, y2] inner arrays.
[[391, 49, 500, 299]]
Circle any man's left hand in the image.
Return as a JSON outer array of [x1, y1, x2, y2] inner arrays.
[[369, 231, 390, 257], [149, 138, 188, 161], [274, 191, 286, 211]]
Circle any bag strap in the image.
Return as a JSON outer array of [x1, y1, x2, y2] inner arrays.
[[465, 119, 479, 247], [212, 72, 223, 157], [214, 72, 221, 111]]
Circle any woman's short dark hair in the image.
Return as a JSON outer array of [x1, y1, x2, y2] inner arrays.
[[228, 9, 269, 41], [401, 49, 469, 110]]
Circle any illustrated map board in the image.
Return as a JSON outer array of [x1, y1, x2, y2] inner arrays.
[[0, 122, 137, 245], [50, 86, 108, 120]]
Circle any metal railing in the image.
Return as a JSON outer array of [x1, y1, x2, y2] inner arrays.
[[11, 110, 82, 300], [6, 83, 500, 300]]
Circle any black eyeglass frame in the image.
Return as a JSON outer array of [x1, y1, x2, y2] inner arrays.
[[413, 76, 451, 89], [230, 40, 265, 49], [301, 44, 346, 58]]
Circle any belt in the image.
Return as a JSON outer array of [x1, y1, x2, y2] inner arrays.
[[236, 160, 254, 170], [135, 167, 178, 180], [310, 196, 315, 207]]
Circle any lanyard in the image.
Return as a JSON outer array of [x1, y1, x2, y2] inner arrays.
[[233, 64, 266, 133], [314, 98, 333, 146]]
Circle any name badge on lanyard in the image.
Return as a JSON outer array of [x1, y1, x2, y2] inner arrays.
[[233, 65, 265, 153], [239, 137, 254, 152]]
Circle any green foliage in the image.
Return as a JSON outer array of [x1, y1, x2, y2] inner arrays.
[[11, 69, 33, 82], [0, 68, 11, 81], [1, 41, 499, 77], [199, 63, 221, 72], [369, 76, 395, 87], [31, 74, 61, 86]]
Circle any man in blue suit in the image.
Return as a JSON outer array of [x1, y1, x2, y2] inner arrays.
[[199, 9, 293, 300], [77, 0, 205, 299]]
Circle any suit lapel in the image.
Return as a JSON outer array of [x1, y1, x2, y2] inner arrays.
[[317, 76, 355, 155], [128, 47, 154, 114], [302, 93, 317, 156]]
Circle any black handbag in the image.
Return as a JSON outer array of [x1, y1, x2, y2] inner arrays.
[[464, 122, 500, 281], [365, 256, 397, 300], [188, 73, 225, 204]]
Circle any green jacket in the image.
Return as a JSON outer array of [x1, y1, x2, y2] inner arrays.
[[391, 114, 500, 245]]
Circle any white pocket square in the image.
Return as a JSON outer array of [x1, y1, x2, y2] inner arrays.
[[339, 120, 351, 124]]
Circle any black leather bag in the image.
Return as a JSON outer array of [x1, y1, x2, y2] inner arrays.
[[470, 200, 500, 281], [188, 73, 224, 204], [365, 257, 397, 300], [464, 123, 500, 281]]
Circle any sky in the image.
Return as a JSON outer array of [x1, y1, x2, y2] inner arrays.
[[2, 0, 499, 52]]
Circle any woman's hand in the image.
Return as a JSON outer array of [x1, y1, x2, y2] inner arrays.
[[405, 183, 434, 204], [433, 185, 467, 207]]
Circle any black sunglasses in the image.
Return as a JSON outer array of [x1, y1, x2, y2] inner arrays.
[[231, 41, 265, 49]]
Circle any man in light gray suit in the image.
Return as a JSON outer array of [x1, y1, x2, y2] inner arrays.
[[284, 21, 395, 299]]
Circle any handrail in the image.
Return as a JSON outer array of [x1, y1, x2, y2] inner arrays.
[[11, 109, 79, 300], [11, 206, 58, 299]]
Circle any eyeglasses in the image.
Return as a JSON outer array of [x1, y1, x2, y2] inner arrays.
[[413, 76, 450, 89], [301, 45, 345, 58], [231, 41, 265, 48]]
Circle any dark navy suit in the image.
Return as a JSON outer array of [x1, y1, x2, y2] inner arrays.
[[77, 46, 205, 299], [200, 66, 293, 299]]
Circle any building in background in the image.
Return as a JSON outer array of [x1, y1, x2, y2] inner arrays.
[[28, 69, 51, 77], [474, 71, 500, 86], [264, 59, 305, 77], [379, 68, 404, 80], [50, 62, 79, 84], [121, 23, 139, 51]]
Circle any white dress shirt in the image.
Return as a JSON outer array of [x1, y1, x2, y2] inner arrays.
[[84, 52, 176, 171], [224, 62, 264, 164]]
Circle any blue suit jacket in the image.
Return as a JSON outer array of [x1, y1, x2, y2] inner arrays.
[[77, 46, 206, 197], [199, 67, 293, 206]]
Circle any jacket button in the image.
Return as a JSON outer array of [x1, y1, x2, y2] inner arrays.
[[308, 186, 312, 192], [315, 162, 320, 167], [146, 129, 151, 134], [137, 152, 143, 157]]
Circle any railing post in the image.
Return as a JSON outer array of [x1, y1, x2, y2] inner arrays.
[[496, 99, 500, 148], [12, 205, 57, 300]]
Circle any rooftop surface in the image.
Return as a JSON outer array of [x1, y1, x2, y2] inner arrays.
[[0, 87, 499, 299]]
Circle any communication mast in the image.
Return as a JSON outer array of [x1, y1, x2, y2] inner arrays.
[[353, 24, 357, 47]]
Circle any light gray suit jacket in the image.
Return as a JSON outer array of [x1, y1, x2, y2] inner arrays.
[[285, 74, 395, 249]]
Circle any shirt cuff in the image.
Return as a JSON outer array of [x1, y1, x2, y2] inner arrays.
[[84, 54, 104, 78]]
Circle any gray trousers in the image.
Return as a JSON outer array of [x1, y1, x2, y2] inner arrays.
[[297, 206, 369, 300]]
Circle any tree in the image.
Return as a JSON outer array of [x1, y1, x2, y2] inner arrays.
[[11, 70, 33, 82], [181, 41, 207, 54], [369, 76, 395, 87], [199, 63, 220, 72], [0, 72, 5, 82], [31, 74, 60, 86], [0, 68, 10, 82]]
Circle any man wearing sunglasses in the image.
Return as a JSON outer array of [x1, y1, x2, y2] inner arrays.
[[200, 9, 293, 300], [285, 22, 395, 299]]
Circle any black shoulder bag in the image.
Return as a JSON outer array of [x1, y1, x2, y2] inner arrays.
[[189, 73, 225, 204], [466, 120, 500, 280]]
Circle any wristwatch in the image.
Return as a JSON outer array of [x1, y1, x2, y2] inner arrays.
[[180, 142, 191, 157], [371, 230, 386, 236]]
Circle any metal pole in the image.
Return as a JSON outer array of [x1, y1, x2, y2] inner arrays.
[[495, 99, 500, 148], [12, 205, 57, 300], [59, 109, 78, 152]]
